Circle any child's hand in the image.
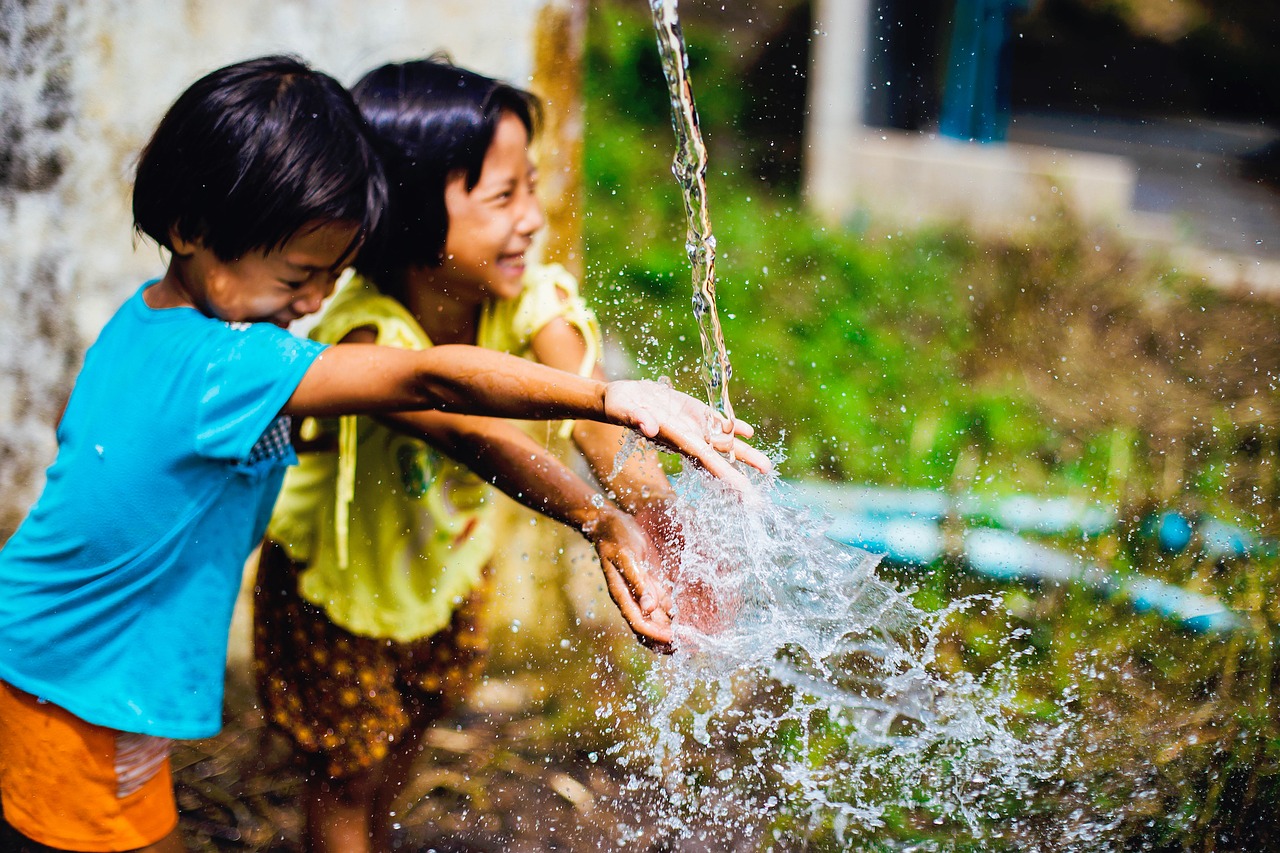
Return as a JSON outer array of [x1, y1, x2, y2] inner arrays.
[[587, 506, 676, 653], [632, 498, 682, 586], [602, 379, 771, 490], [633, 498, 740, 637]]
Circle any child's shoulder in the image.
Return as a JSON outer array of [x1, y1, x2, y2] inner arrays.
[[311, 273, 429, 350], [505, 262, 584, 325], [520, 262, 580, 302], [98, 282, 271, 352], [480, 263, 598, 353]]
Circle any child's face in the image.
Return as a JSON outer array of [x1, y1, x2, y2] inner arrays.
[[439, 111, 545, 302], [175, 221, 360, 326]]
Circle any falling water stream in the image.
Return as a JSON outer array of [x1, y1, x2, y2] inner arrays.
[[648, 0, 735, 422]]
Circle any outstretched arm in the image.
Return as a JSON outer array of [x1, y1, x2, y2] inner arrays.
[[285, 343, 769, 488], [378, 407, 674, 651], [530, 317, 676, 514]]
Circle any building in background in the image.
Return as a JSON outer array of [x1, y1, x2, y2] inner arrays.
[[802, 0, 1280, 289], [805, 0, 1137, 236]]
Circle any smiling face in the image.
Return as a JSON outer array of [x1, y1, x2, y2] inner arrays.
[[156, 220, 361, 327], [437, 111, 545, 303]]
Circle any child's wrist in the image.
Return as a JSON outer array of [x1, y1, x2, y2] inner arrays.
[[605, 476, 675, 515], [575, 499, 621, 542], [595, 379, 613, 423], [633, 486, 676, 511]]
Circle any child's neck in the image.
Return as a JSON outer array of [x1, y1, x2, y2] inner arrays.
[[146, 265, 199, 311], [403, 269, 480, 346]]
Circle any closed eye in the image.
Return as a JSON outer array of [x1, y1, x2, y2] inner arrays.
[[485, 178, 519, 204]]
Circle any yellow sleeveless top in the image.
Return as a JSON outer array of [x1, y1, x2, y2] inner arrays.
[[266, 265, 600, 642]]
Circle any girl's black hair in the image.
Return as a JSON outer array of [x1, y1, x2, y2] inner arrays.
[[349, 56, 541, 287], [133, 55, 387, 263]]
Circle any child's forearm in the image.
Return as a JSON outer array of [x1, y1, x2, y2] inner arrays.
[[289, 341, 767, 487], [410, 345, 611, 422], [380, 410, 619, 538], [384, 408, 673, 647], [572, 420, 676, 515], [288, 343, 606, 420]]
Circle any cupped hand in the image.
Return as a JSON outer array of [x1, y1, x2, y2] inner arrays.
[[602, 379, 772, 490], [589, 506, 675, 653]]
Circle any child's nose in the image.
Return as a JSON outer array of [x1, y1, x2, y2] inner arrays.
[[293, 282, 330, 317], [517, 195, 545, 237]]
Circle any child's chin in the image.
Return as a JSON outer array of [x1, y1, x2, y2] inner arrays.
[[492, 273, 525, 299]]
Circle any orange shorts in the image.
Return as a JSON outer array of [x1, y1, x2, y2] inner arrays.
[[0, 682, 178, 851]]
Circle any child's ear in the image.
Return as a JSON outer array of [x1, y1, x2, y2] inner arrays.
[[168, 228, 199, 256]]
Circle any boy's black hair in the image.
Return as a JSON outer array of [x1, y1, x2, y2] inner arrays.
[[133, 55, 387, 263], [350, 56, 541, 288]]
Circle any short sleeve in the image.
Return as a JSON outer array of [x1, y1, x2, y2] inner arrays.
[[511, 264, 602, 377], [194, 324, 327, 461]]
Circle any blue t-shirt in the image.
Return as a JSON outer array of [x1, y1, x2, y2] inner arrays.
[[0, 283, 326, 738]]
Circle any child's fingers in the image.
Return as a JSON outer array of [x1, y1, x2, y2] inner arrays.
[[601, 557, 674, 652], [612, 544, 674, 617], [727, 439, 772, 475], [634, 412, 661, 439], [658, 421, 770, 488], [602, 380, 772, 485], [687, 453, 753, 491], [710, 412, 754, 440]]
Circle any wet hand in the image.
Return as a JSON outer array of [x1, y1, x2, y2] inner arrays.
[[633, 497, 739, 638], [602, 379, 771, 490], [588, 507, 675, 653]]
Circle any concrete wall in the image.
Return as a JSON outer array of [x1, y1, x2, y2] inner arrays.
[[0, 0, 585, 537], [805, 127, 1137, 234], [803, 0, 1136, 234]]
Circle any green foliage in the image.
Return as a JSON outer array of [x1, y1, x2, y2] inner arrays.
[[587, 6, 1058, 489]]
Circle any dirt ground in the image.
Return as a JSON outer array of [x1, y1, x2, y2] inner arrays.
[[174, 672, 766, 853]]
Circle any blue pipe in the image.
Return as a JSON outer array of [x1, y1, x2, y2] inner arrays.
[[1142, 510, 1268, 561], [785, 483, 1243, 634], [789, 482, 1116, 535], [788, 483, 1271, 559]]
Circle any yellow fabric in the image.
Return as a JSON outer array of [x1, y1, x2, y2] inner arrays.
[[477, 262, 600, 439], [266, 265, 601, 642]]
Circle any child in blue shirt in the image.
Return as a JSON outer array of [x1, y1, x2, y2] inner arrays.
[[0, 55, 766, 853]]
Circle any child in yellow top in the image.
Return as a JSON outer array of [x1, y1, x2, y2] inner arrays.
[[254, 58, 714, 852]]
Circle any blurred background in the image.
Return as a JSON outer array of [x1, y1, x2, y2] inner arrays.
[[4, 0, 1280, 849]]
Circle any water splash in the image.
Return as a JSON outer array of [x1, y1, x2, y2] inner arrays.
[[648, 0, 735, 423], [602, 468, 1092, 850]]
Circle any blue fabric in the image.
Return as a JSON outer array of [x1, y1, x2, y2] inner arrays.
[[0, 284, 326, 738]]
